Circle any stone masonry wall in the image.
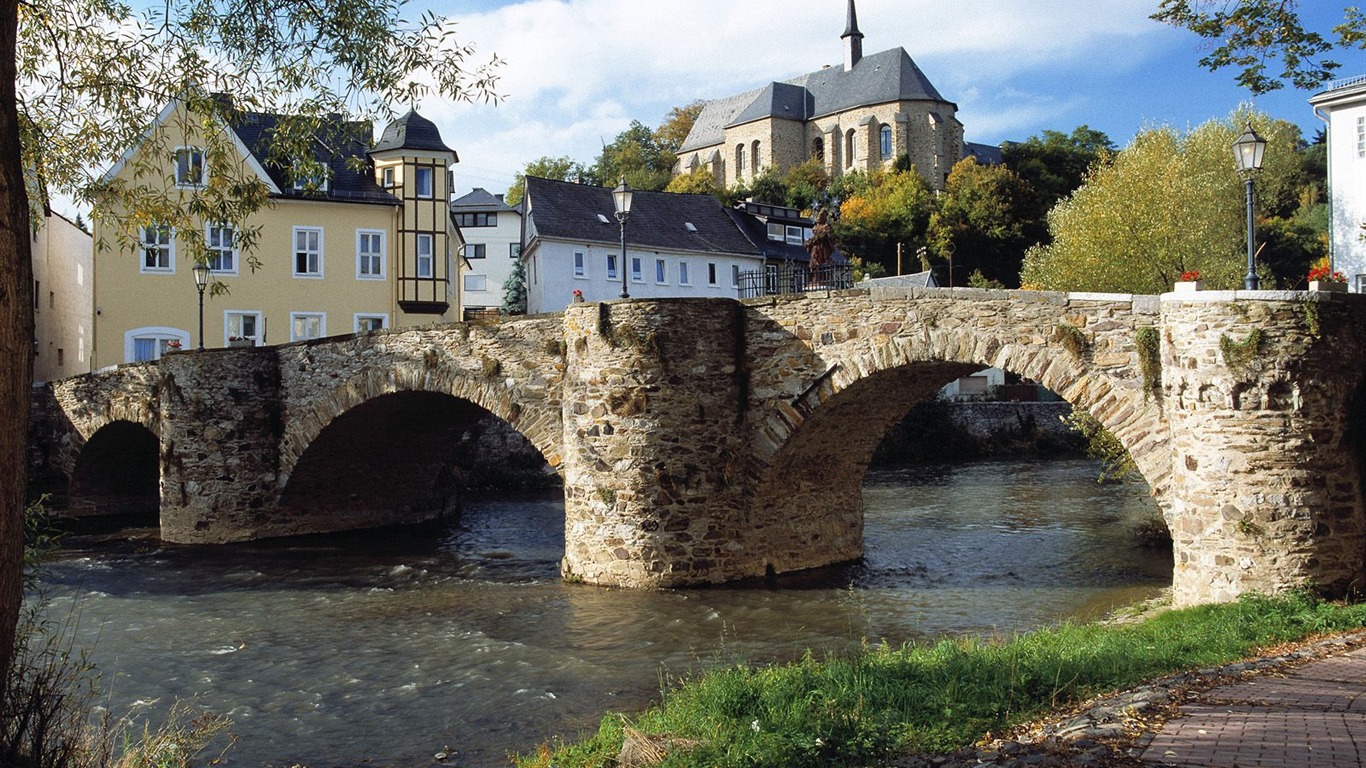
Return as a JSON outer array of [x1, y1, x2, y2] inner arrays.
[[1162, 291, 1366, 604], [560, 299, 753, 587]]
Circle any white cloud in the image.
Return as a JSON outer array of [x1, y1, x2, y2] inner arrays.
[[419, 0, 1192, 195]]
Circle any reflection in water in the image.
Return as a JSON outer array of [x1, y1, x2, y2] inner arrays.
[[39, 460, 1169, 768]]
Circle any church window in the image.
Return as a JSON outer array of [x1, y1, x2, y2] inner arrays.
[[751, 140, 761, 172], [812, 137, 825, 164], [880, 125, 893, 159], [735, 144, 746, 179], [845, 129, 857, 166]]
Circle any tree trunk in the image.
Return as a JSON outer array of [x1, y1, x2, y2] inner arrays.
[[0, 0, 34, 686]]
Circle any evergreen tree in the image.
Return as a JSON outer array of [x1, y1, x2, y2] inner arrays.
[[501, 259, 527, 315]]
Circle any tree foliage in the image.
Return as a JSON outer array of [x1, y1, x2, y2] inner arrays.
[[929, 158, 1035, 287], [1020, 109, 1306, 293], [1002, 126, 1114, 227], [593, 120, 675, 192], [2, 0, 500, 696], [654, 100, 704, 154], [501, 259, 527, 315], [833, 169, 935, 272], [1153, 1, 1366, 94], [506, 155, 591, 207]]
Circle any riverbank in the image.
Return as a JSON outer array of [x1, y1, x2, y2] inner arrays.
[[516, 592, 1366, 768]]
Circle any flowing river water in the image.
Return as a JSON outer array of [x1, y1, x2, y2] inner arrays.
[[37, 458, 1171, 767]]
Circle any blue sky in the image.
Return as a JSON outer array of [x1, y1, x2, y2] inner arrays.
[[420, 0, 1366, 198]]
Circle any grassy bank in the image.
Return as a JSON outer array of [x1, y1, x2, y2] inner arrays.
[[519, 592, 1366, 768]]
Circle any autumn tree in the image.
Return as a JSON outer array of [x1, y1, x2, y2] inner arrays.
[[593, 120, 675, 191], [1153, 1, 1366, 94], [928, 158, 1035, 287], [833, 169, 935, 274], [2, 0, 498, 697], [505, 155, 592, 206], [1002, 126, 1114, 232], [1020, 110, 1304, 293], [664, 167, 721, 197], [654, 100, 704, 154]]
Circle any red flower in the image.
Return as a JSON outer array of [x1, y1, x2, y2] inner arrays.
[[1179, 270, 1201, 282]]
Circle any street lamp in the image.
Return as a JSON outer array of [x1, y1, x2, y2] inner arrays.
[[1233, 124, 1267, 291], [612, 177, 634, 299], [192, 261, 211, 351]]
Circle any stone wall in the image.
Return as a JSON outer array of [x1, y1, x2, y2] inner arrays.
[[949, 402, 1074, 439]]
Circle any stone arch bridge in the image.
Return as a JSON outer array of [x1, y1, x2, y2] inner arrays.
[[28, 285, 1366, 607]]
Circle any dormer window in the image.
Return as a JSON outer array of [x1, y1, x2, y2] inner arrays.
[[174, 147, 204, 187], [415, 167, 434, 198], [382, 167, 395, 188], [767, 222, 784, 242], [292, 159, 329, 193]]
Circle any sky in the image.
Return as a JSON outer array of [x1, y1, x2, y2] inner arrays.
[[413, 0, 1366, 199]]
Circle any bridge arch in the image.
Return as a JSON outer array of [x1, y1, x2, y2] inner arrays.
[[68, 420, 160, 519], [743, 291, 1170, 578]]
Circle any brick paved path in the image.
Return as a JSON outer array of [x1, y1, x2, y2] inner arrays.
[[1141, 648, 1366, 767]]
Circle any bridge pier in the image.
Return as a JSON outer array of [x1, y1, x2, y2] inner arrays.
[[1162, 295, 1366, 604], [158, 349, 285, 543], [560, 300, 758, 587]]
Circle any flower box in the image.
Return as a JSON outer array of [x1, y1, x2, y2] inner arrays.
[[1309, 280, 1348, 293], [1174, 281, 1203, 293], [228, 338, 255, 348]]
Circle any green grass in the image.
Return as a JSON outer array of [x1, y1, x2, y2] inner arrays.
[[517, 591, 1366, 768]]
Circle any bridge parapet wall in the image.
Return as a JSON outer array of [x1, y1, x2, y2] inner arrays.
[[1161, 291, 1366, 604]]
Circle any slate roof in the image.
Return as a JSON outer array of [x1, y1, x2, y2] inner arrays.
[[963, 142, 1004, 165], [451, 187, 516, 213], [228, 110, 398, 204], [682, 47, 952, 151], [373, 109, 458, 156], [523, 176, 761, 257]]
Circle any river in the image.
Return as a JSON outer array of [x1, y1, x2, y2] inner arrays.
[[35, 458, 1170, 767]]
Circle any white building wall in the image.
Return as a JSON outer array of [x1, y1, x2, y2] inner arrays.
[[1324, 99, 1366, 289], [33, 213, 93, 382], [458, 208, 522, 314], [525, 239, 760, 314]]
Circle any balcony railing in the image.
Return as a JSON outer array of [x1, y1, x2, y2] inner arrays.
[[737, 263, 854, 299]]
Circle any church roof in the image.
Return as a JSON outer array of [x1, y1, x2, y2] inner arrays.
[[523, 176, 761, 257], [681, 47, 952, 151], [372, 109, 457, 156]]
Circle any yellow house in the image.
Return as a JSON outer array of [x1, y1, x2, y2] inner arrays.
[[92, 98, 461, 369]]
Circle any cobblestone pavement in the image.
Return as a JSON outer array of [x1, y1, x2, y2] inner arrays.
[[1140, 648, 1366, 767]]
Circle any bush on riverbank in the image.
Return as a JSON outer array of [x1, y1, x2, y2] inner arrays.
[[519, 591, 1366, 768]]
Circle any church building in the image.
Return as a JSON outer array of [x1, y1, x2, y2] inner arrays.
[[675, 0, 965, 192]]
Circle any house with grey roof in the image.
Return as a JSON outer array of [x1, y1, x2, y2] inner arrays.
[[451, 188, 522, 317], [675, 0, 966, 192], [520, 176, 765, 313]]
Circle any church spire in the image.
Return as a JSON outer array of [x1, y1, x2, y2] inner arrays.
[[842, 0, 864, 71]]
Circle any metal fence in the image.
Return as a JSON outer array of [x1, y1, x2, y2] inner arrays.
[[737, 263, 854, 299]]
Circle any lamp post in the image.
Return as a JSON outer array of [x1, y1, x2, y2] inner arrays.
[[612, 177, 634, 299], [1233, 124, 1267, 291], [192, 261, 211, 351]]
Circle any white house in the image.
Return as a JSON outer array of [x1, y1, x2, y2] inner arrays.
[[451, 188, 521, 318], [1311, 75, 1366, 291], [32, 210, 93, 382], [520, 176, 766, 314]]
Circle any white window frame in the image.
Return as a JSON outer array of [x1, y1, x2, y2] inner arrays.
[[573, 250, 586, 278], [785, 225, 805, 246], [354, 313, 388, 333], [631, 256, 643, 283], [224, 310, 263, 346], [123, 326, 189, 363], [293, 227, 323, 278], [292, 160, 329, 192], [767, 222, 785, 242], [356, 229, 386, 280], [416, 234, 435, 278], [463, 274, 488, 292], [290, 312, 326, 342], [206, 223, 238, 275], [174, 146, 205, 187], [415, 167, 434, 198], [140, 225, 174, 274], [655, 258, 667, 285], [382, 167, 395, 188], [463, 243, 486, 260], [731, 264, 741, 288], [679, 260, 691, 286], [606, 253, 618, 280]]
